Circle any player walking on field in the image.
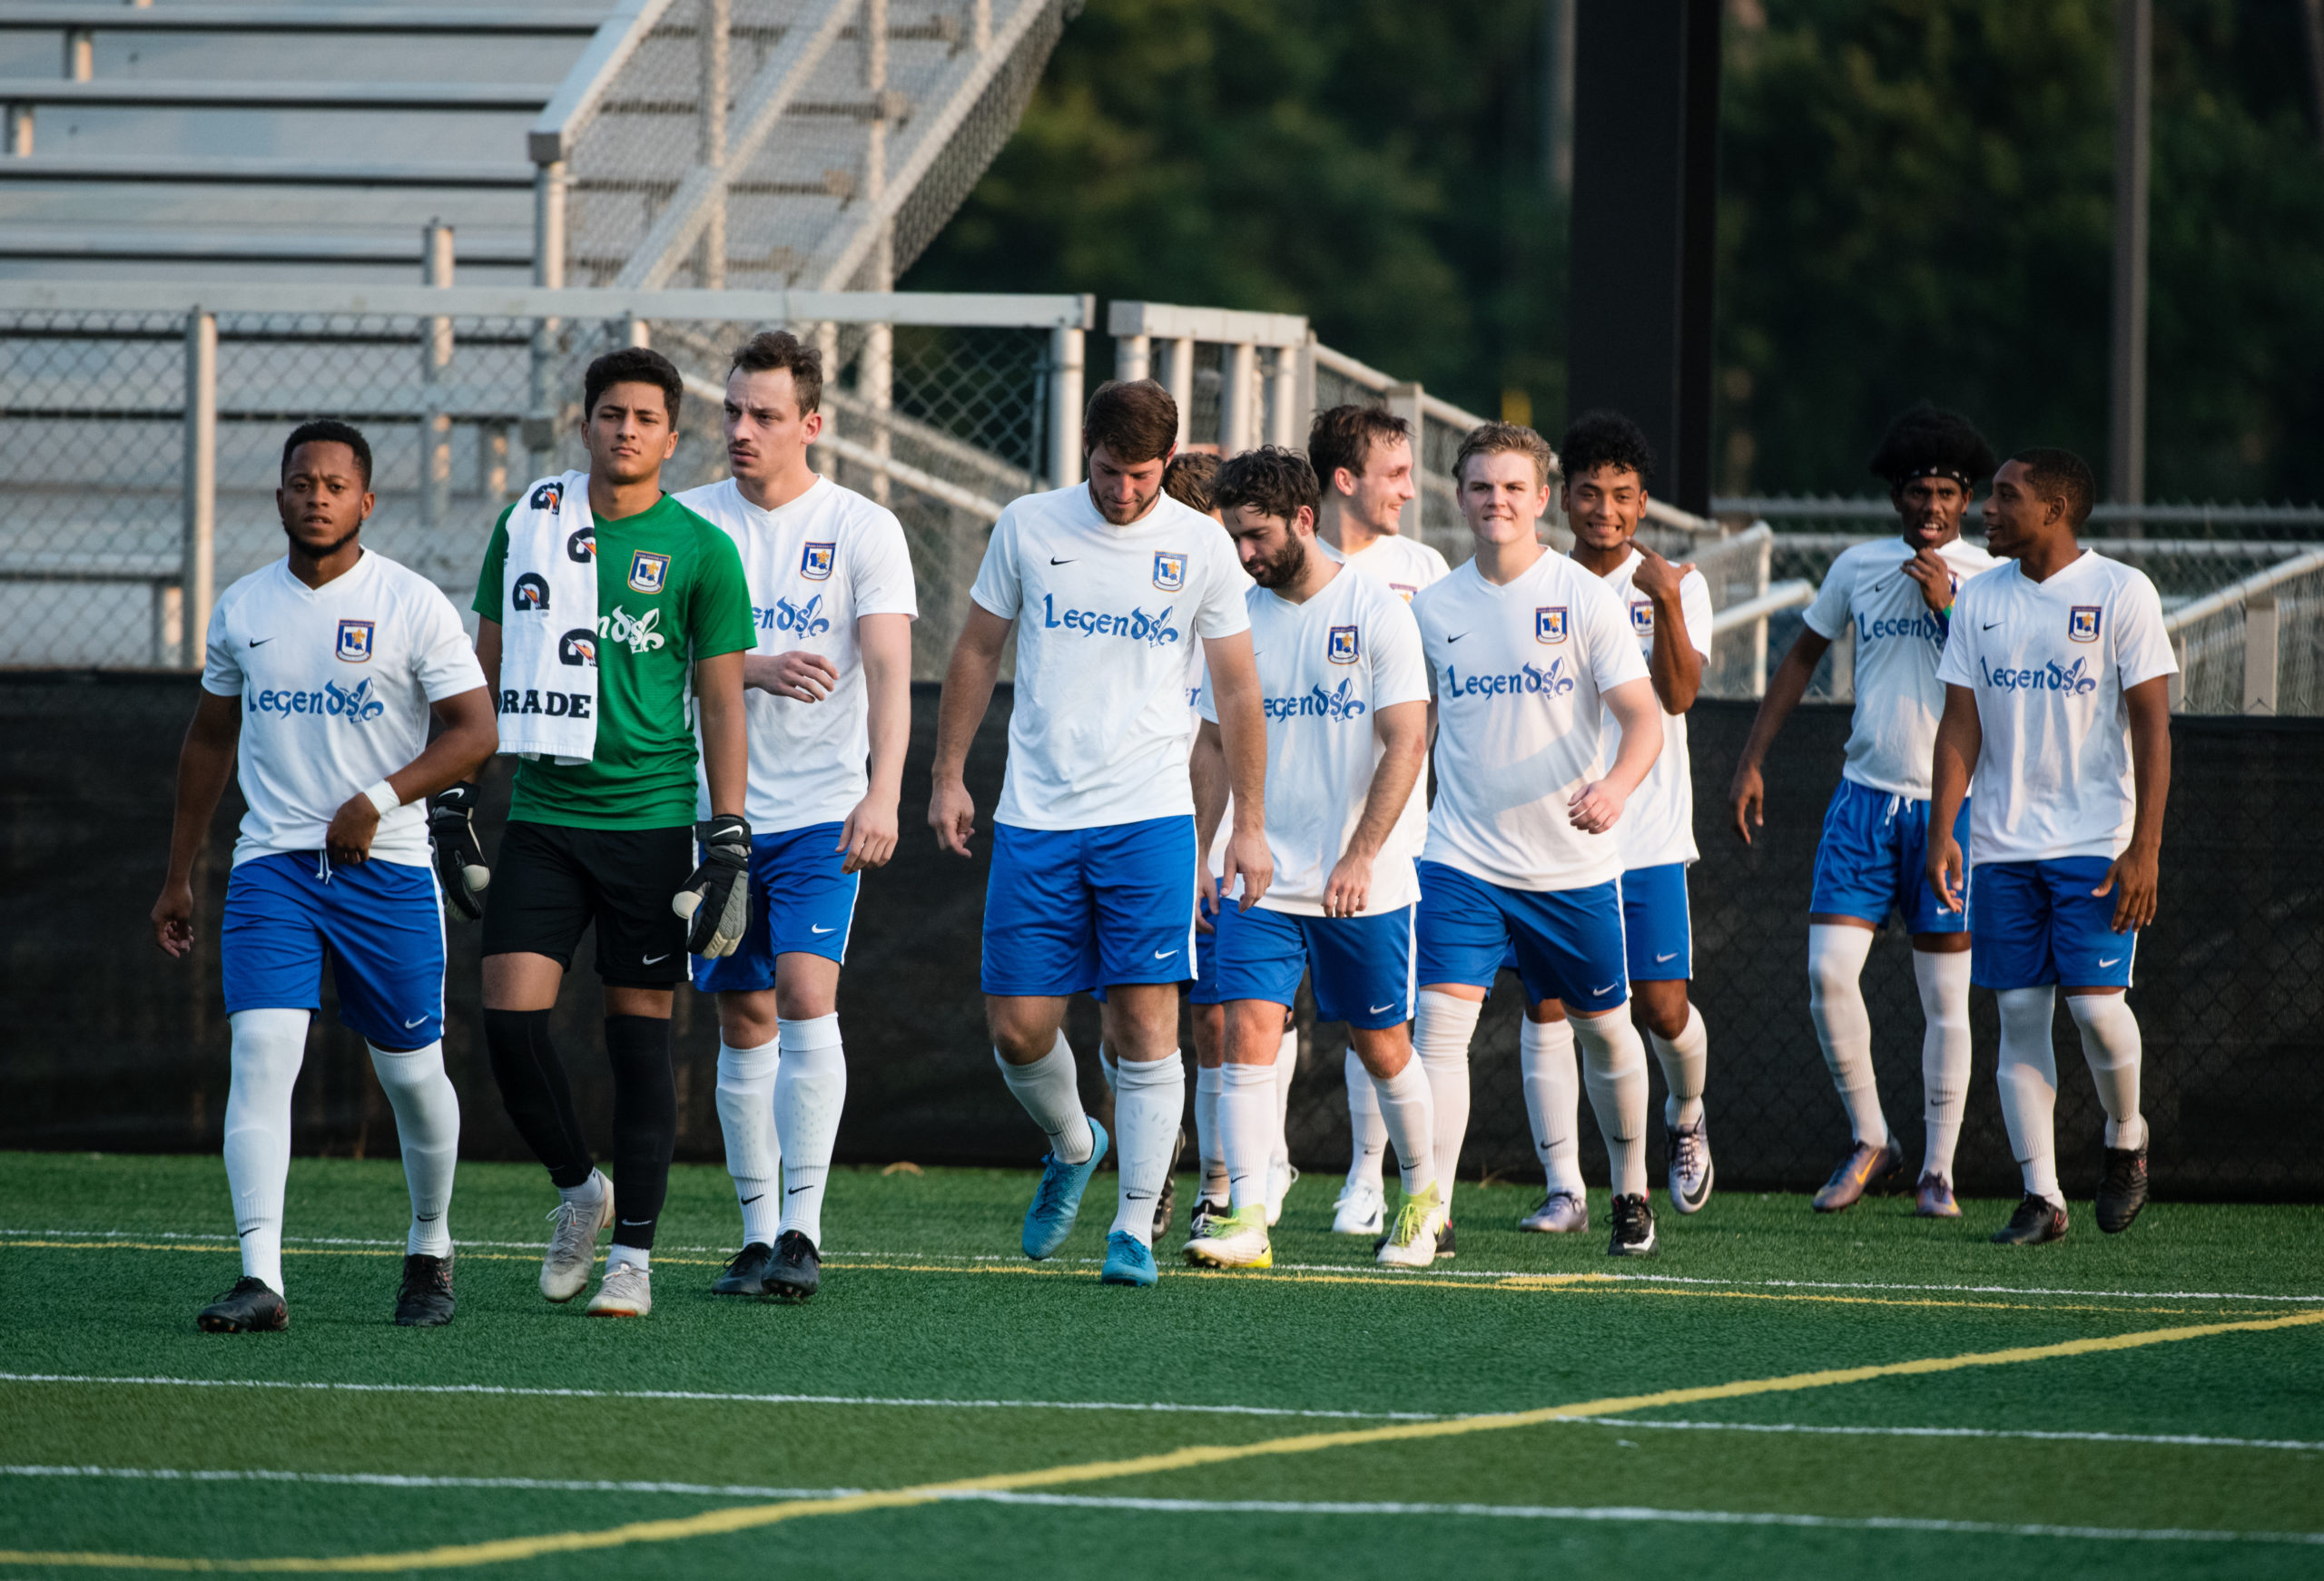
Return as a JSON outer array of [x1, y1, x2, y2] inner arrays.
[[930, 378, 1273, 1288], [674, 331, 916, 1302], [1183, 447, 1441, 1271], [1306, 402, 1452, 1237], [1408, 422, 1667, 1258], [1928, 448, 2172, 1245], [153, 421, 497, 1331], [1727, 405, 2000, 1217], [1557, 411, 1718, 1223], [460, 347, 757, 1319]]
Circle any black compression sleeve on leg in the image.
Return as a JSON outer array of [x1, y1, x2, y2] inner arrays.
[[484, 1008, 596, 1190], [604, 1015, 677, 1251]]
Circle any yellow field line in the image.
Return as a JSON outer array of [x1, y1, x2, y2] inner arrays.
[[5, 1309, 2319, 1574]]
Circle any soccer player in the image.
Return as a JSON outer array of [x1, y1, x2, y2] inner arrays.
[[151, 420, 497, 1332], [1929, 448, 2172, 1245], [1183, 447, 1439, 1270], [930, 378, 1271, 1288], [1409, 422, 1667, 1257], [1726, 405, 1999, 1216], [1307, 402, 1452, 1235], [673, 330, 915, 1302], [464, 347, 756, 1319], [1558, 411, 1717, 1222]]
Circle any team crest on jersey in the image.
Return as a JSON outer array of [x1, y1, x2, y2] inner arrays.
[[529, 479, 565, 513], [1327, 624, 1361, 664], [1153, 551, 1187, 592], [334, 619, 375, 663], [512, 574, 550, 612], [2068, 605, 2102, 643], [1389, 582, 1417, 603], [566, 525, 595, 563], [800, 541, 836, 581], [1630, 599, 1654, 636], [1536, 606, 1570, 643], [628, 550, 670, 594]]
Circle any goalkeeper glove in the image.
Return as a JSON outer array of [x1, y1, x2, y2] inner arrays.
[[427, 781, 490, 921], [674, 813, 752, 957]]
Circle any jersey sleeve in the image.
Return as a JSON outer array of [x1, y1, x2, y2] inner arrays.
[[687, 522, 759, 659], [2112, 572, 2179, 689], [967, 507, 1022, 620], [851, 507, 921, 620], [1370, 595, 1432, 709], [469, 506, 515, 622], [1580, 579, 1650, 692], [1801, 549, 1855, 641], [412, 584, 488, 702], [1933, 583, 1979, 687], [1195, 660, 1218, 723], [199, 592, 241, 698], [1679, 567, 1715, 658], [1192, 536, 1252, 639]]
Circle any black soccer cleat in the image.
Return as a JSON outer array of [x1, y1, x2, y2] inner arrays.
[[714, 1242, 775, 1296], [1608, 1193, 1659, 1258], [761, 1230, 821, 1303], [2095, 1144, 2150, 1234], [1991, 1193, 2069, 1245], [198, 1276, 288, 1333], [393, 1252, 456, 1327]]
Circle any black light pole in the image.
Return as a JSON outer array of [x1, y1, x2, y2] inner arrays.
[[2110, 0, 2152, 525]]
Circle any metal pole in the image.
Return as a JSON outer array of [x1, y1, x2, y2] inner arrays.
[[1164, 337, 1194, 447], [1295, 332, 1316, 443], [182, 309, 216, 671], [421, 221, 455, 535], [862, 0, 892, 504], [2243, 593, 2280, 715], [698, 0, 729, 290], [1386, 381, 1423, 540], [1544, 0, 1574, 194], [5, 105, 30, 157], [1266, 347, 1297, 447], [1117, 333, 1150, 383], [64, 28, 94, 81], [1749, 528, 1773, 696], [1222, 342, 1256, 456], [1050, 323, 1084, 486], [2109, 0, 2151, 522], [527, 159, 567, 476]]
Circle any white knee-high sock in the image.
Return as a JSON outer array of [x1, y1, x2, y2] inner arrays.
[[1574, 1010, 1649, 1198], [1270, 1025, 1297, 1170], [1413, 990, 1482, 1215], [775, 1015, 846, 1247], [1520, 1016, 1585, 1199], [1194, 1065, 1228, 1202], [1344, 1048, 1387, 1192], [223, 1008, 309, 1293], [997, 1032, 1092, 1164], [1367, 1061, 1437, 1196], [2067, 994, 2146, 1151], [1913, 949, 1973, 1183], [1109, 1054, 1186, 1243], [1649, 1004, 1709, 1130], [714, 1036, 782, 1247], [367, 1040, 460, 1258], [1995, 987, 2063, 1206], [1807, 924, 1885, 1149], [1216, 1062, 1277, 1213]]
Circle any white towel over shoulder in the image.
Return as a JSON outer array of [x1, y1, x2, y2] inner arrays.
[[496, 470, 600, 764]]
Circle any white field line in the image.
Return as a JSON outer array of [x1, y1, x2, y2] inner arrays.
[[0, 1466, 860, 1498], [1561, 1417, 2324, 1454], [7, 1226, 2319, 1307]]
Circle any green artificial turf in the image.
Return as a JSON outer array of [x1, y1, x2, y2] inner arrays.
[[1, 1151, 2319, 1579]]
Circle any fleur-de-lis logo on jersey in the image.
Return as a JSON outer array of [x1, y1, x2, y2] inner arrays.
[[1129, 605, 1179, 646], [1315, 678, 1367, 720], [321, 678, 386, 722], [774, 594, 832, 636], [598, 605, 665, 655], [2048, 656, 2098, 695]]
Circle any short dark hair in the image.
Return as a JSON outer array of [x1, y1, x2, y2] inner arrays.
[[281, 419, 372, 489], [1163, 451, 1221, 514], [729, 329, 822, 415], [1559, 409, 1655, 488], [1868, 403, 1996, 490], [1082, 378, 1178, 466], [1212, 446, 1320, 525], [2013, 447, 2096, 529], [1452, 420, 1557, 488], [584, 346, 684, 426], [1307, 404, 1412, 491]]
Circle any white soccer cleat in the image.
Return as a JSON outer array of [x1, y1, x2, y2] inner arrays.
[[1265, 1159, 1298, 1227], [1667, 1117, 1714, 1214], [539, 1169, 613, 1302], [1183, 1203, 1272, 1270], [1331, 1181, 1385, 1236], [1519, 1191, 1589, 1233], [1375, 1185, 1445, 1269], [585, 1262, 652, 1317]]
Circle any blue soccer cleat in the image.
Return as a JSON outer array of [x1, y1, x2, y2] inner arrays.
[[1021, 1116, 1108, 1260], [1100, 1230, 1157, 1287]]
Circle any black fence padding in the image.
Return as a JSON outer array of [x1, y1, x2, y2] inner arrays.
[[3, 674, 2319, 1201]]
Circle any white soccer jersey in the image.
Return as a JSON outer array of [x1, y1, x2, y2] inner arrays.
[[1935, 551, 2176, 867], [1322, 531, 1452, 604], [676, 476, 919, 831], [1597, 550, 1713, 869], [1412, 549, 1650, 892], [1199, 566, 1431, 915], [201, 551, 486, 868], [1185, 546, 1255, 873], [970, 483, 1250, 830], [1804, 534, 2001, 799]]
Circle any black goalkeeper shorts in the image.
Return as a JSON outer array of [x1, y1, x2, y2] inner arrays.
[[481, 820, 692, 988]]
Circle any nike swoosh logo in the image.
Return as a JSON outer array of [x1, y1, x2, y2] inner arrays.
[[1446, 633, 1466, 643], [415, 1213, 439, 1222], [1154, 950, 1178, 960], [1590, 983, 1617, 997], [787, 1184, 812, 1195], [739, 1194, 763, 1205], [1982, 622, 2002, 631], [811, 924, 836, 935], [618, 1219, 653, 1227], [248, 637, 272, 647], [1368, 1003, 1395, 1015], [642, 952, 672, 965], [1125, 1192, 1155, 1202], [403, 1016, 428, 1027], [2099, 957, 2122, 967], [1655, 952, 1678, 963], [1050, 557, 1076, 565]]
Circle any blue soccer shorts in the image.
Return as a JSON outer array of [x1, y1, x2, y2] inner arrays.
[[1413, 859, 1628, 1014], [1099, 876, 1226, 1008], [1970, 857, 2138, 990], [1215, 903, 1415, 1030], [982, 815, 1198, 997], [1809, 777, 1971, 935], [1622, 860, 1693, 982], [222, 851, 445, 1049], [692, 822, 863, 994]]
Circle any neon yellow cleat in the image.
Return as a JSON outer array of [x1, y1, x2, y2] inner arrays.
[[1183, 1203, 1272, 1269], [1376, 1183, 1445, 1268]]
